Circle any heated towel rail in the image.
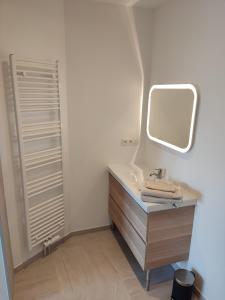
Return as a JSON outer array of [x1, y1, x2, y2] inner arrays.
[[9, 55, 65, 250]]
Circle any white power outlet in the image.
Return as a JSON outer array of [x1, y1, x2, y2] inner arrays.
[[121, 138, 138, 146]]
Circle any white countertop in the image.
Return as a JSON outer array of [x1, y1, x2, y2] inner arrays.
[[108, 164, 199, 214]]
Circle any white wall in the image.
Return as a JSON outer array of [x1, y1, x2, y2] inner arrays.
[[137, 0, 225, 298], [0, 0, 69, 267], [0, 0, 147, 268], [65, 0, 142, 232]]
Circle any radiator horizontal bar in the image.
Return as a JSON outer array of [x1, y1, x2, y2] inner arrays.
[[27, 182, 63, 198], [23, 128, 60, 133], [20, 91, 58, 95], [23, 129, 61, 136], [25, 158, 62, 171], [21, 107, 59, 112], [17, 74, 57, 81], [30, 206, 64, 227], [29, 200, 64, 221], [17, 70, 57, 77], [24, 122, 60, 128], [20, 94, 59, 98], [20, 102, 59, 106], [31, 223, 64, 243], [30, 204, 64, 225], [27, 175, 63, 192], [27, 178, 63, 195], [24, 134, 61, 142], [31, 220, 64, 239], [30, 213, 64, 232], [24, 146, 61, 157], [19, 87, 58, 92], [27, 171, 62, 185], [20, 98, 59, 102], [17, 59, 56, 66], [31, 226, 63, 248], [16, 65, 57, 73], [18, 82, 58, 87], [27, 173, 62, 186], [29, 194, 63, 213], [25, 155, 62, 167], [23, 120, 60, 127], [23, 129, 60, 138], [23, 123, 60, 131], [25, 151, 62, 163], [18, 78, 58, 84], [25, 155, 61, 163]]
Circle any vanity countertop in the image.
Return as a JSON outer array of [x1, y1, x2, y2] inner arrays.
[[108, 164, 199, 214]]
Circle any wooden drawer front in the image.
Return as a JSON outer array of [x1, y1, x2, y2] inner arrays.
[[146, 206, 195, 269], [146, 236, 191, 269], [109, 174, 147, 242], [147, 206, 195, 243], [109, 196, 146, 270]]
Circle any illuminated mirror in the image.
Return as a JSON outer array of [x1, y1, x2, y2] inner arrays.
[[146, 84, 198, 153]]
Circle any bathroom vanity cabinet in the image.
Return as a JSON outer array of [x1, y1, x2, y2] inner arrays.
[[108, 173, 195, 290]]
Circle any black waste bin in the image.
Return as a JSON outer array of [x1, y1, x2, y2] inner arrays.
[[171, 269, 195, 300]]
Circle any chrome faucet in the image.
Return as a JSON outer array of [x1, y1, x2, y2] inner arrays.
[[149, 168, 165, 179]]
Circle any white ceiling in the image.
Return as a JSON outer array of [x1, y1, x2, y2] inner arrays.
[[92, 0, 168, 8], [135, 0, 168, 8]]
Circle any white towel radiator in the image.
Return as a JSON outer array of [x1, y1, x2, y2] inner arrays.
[[9, 54, 65, 250]]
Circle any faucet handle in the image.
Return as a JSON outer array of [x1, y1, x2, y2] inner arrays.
[[149, 168, 166, 179]]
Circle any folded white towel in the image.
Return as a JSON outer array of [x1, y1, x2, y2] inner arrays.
[[141, 186, 182, 199], [144, 179, 177, 193], [141, 195, 183, 204]]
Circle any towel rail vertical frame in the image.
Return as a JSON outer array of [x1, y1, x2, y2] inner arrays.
[[9, 54, 32, 250], [56, 60, 68, 233]]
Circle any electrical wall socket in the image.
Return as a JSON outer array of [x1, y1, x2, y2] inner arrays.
[[121, 138, 138, 146]]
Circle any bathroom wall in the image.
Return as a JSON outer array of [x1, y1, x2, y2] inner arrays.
[[137, 0, 225, 298], [0, 0, 146, 267], [0, 0, 69, 267], [64, 0, 143, 232]]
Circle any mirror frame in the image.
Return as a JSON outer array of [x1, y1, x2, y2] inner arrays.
[[146, 84, 198, 153]]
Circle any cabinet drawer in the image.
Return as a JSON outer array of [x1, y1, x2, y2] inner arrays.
[[147, 206, 194, 243], [146, 206, 195, 269], [109, 174, 147, 242], [146, 236, 191, 269], [109, 196, 146, 270]]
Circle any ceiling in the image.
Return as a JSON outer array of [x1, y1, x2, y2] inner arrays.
[[91, 0, 168, 8], [134, 0, 168, 8], [92, 0, 169, 8]]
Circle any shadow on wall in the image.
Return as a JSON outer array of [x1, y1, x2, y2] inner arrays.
[[116, 5, 145, 143]]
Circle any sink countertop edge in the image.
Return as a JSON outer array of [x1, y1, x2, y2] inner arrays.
[[108, 164, 198, 214]]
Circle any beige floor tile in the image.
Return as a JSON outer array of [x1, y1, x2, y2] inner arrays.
[[14, 230, 194, 300]]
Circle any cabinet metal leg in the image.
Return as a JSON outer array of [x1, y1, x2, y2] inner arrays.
[[146, 270, 151, 291]]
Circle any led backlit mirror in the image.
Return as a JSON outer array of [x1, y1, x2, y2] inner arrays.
[[146, 84, 198, 153]]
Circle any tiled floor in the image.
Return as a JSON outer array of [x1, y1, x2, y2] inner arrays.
[[14, 229, 198, 300]]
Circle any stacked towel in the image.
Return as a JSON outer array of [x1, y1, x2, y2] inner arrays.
[[144, 180, 177, 193], [141, 179, 183, 204]]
